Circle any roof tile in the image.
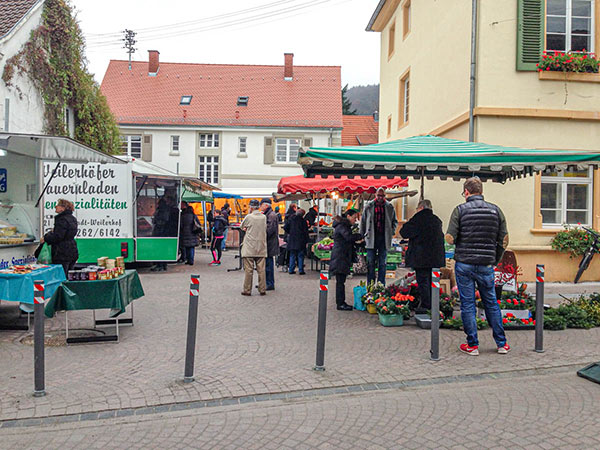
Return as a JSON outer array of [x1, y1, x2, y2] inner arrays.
[[342, 115, 379, 146], [0, 0, 40, 39]]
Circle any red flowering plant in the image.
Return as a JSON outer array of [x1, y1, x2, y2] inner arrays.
[[537, 50, 599, 73], [376, 292, 413, 318], [502, 312, 536, 327], [495, 263, 523, 285]]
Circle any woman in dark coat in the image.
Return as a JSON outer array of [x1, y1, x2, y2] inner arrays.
[[329, 209, 363, 311], [283, 208, 309, 275], [179, 201, 200, 265], [400, 199, 446, 311], [43, 198, 78, 276]]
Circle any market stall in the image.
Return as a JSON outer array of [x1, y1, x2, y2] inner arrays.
[[0, 132, 126, 329]]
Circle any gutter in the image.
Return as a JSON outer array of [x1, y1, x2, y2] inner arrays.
[[366, 0, 387, 31], [468, 0, 478, 142]]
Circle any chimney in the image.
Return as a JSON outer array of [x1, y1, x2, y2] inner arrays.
[[284, 53, 294, 81], [148, 50, 160, 76]]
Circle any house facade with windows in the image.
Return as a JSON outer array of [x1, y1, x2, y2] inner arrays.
[[0, 0, 45, 133], [100, 52, 342, 197], [368, 0, 600, 281]]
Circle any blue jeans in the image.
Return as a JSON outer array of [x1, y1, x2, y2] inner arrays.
[[185, 246, 195, 264], [367, 239, 387, 286], [455, 262, 506, 348], [265, 256, 275, 289], [288, 250, 305, 273], [221, 227, 229, 250]]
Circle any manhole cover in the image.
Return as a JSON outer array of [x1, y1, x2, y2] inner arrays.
[[20, 329, 106, 346]]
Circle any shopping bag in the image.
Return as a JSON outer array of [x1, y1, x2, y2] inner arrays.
[[36, 243, 52, 264], [353, 285, 367, 311]]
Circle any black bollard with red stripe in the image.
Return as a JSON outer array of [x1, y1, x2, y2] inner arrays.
[[33, 280, 46, 397], [430, 269, 441, 361], [535, 265, 545, 353], [184, 274, 200, 382], [314, 271, 329, 371]]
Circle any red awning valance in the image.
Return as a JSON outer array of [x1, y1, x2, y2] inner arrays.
[[277, 175, 407, 195]]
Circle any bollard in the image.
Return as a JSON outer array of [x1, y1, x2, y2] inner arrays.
[[33, 280, 46, 397], [535, 264, 545, 353], [430, 269, 441, 361], [314, 271, 329, 371], [184, 274, 200, 382]]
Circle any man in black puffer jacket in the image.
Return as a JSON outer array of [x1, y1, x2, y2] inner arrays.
[[446, 177, 509, 357], [400, 199, 445, 311], [43, 198, 78, 276]]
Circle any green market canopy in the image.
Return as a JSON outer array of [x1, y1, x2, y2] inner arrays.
[[298, 135, 600, 182]]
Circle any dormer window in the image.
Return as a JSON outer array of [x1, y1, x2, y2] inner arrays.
[[237, 96, 249, 106], [180, 95, 192, 105]]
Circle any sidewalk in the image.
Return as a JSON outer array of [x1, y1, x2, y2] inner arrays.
[[0, 248, 599, 423]]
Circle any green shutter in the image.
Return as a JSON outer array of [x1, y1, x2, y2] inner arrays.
[[516, 0, 544, 71]]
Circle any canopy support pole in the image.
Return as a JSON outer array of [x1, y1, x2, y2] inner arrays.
[[420, 167, 425, 201]]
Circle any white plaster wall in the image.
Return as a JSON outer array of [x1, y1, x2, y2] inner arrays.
[[0, 2, 45, 133]]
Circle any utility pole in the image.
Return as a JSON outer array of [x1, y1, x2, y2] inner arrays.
[[122, 29, 137, 71]]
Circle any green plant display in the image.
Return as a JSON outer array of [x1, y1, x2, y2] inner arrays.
[[550, 226, 597, 257], [442, 317, 489, 330], [543, 311, 568, 331], [1, 0, 121, 154]]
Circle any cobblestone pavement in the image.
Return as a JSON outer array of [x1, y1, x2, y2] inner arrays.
[[1, 368, 599, 449], [1, 249, 600, 424]]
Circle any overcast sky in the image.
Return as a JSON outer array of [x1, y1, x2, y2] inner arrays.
[[72, 0, 381, 88]]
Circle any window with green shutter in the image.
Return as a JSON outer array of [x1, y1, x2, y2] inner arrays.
[[516, 0, 545, 71]]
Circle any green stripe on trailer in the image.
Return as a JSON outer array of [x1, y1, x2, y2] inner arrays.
[[76, 238, 135, 263], [136, 238, 179, 262]]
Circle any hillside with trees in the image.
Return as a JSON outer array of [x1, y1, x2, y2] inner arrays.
[[345, 84, 379, 116]]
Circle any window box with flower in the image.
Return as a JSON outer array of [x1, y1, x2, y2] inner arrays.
[[538, 50, 600, 82]]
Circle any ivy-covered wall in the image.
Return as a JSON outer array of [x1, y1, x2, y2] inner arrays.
[[2, 0, 120, 154]]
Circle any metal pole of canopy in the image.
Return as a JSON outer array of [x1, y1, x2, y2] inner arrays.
[[420, 167, 425, 201]]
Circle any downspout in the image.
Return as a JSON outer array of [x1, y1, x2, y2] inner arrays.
[[468, 0, 478, 142], [328, 127, 333, 146]]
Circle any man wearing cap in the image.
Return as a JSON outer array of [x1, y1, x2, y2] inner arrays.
[[260, 198, 280, 291], [240, 200, 267, 296]]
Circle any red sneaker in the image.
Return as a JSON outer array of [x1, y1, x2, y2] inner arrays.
[[497, 344, 511, 354], [459, 343, 479, 356]]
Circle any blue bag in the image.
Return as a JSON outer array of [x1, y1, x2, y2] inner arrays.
[[353, 285, 367, 311]]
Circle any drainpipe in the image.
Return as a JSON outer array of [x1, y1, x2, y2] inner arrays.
[[328, 127, 333, 146], [468, 0, 478, 142]]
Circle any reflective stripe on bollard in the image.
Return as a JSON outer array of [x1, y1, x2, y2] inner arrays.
[[314, 271, 329, 371], [184, 275, 200, 382], [33, 280, 46, 397], [430, 269, 440, 361], [535, 264, 545, 353]]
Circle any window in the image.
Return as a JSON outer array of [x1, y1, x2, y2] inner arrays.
[[398, 70, 410, 128], [541, 167, 592, 226], [237, 96, 249, 106], [239, 137, 247, 153], [120, 135, 142, 158], [199, 156, 219, 184], [171, 135, 180, 154], [388, 21, 396, 58], [199, 133, 219, 148], [275, 138, 300, 163], [546, 0, 594, 52], [403, 0, 411, 39], [180, 95, 192, 105]]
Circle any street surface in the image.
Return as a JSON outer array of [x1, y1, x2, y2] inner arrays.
[[1, 249, 599, 448]]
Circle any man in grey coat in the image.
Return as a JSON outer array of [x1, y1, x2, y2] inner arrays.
[[360, 188, 398, 286], [260, 198, 279, 291], [241, 200, 267, 296]]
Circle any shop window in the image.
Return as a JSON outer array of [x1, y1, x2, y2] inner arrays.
[[275, 138, 301, 163], [135, 177, 180, 238], [120, 135, 142, 158], [541, 167, 592, 226]]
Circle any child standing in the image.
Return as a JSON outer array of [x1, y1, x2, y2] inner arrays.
[[210, 209, 228, 265]]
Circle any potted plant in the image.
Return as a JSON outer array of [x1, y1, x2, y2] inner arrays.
[[362, 281, 386, 314], [442, 316, 489, 330], [375, 295, 411, 327]]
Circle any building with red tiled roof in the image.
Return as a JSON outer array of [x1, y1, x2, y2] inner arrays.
[[0, 0, 45, 133], [342, 115, 379, 146], [101, 52, 342, 196]]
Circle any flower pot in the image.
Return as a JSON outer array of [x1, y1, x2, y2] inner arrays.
[[478, 308, 531, 321], [415, 314, 432, 329], [366, 304, 377, 314], [378, 313, 404, 327]]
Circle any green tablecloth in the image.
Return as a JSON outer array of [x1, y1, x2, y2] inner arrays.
[[45, 270, 144, 318]]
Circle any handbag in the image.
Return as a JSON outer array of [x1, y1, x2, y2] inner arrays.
[[353, 285, 367, 311], [36, 243, 52, 264]]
